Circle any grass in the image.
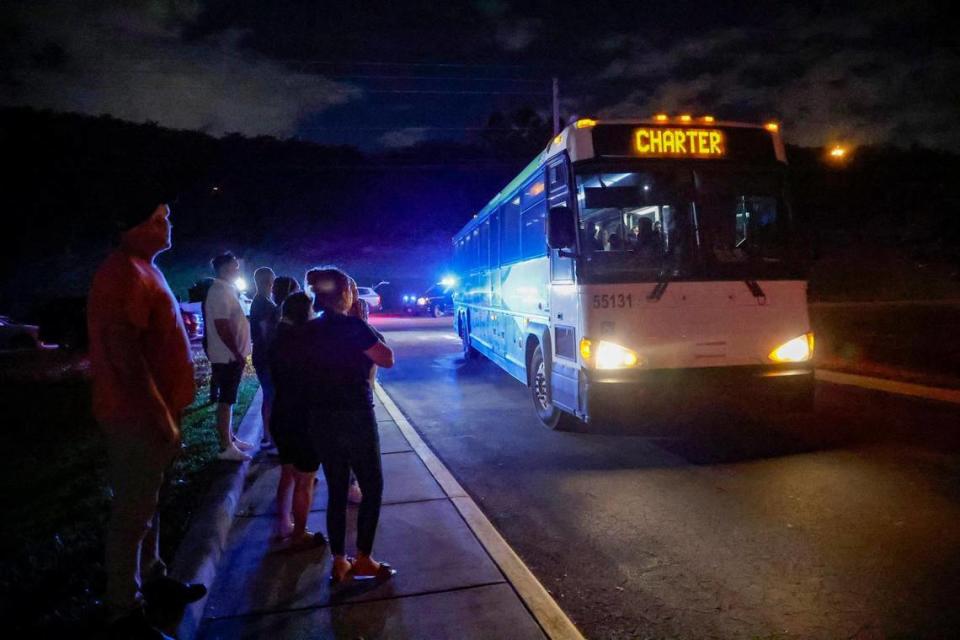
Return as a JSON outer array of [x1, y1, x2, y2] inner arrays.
[[0, 347, 258, 634]]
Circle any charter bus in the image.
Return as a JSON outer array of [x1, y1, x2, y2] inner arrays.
[[452, 115, 814, 429]]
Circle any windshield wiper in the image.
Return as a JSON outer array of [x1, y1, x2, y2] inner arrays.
[[647, 272, 670, 301], [744, 279, 767, 305]]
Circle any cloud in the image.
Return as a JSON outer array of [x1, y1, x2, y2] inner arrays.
[[494, 19, 541, 52], [0, 1, 361, 137], [594, 7, 960, 149], [379, 127, 430, 148]]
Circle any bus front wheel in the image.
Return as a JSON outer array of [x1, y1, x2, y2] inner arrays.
[[529, 345, 576, 431]]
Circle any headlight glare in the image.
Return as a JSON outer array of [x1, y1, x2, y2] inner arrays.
[[769, 333, 814, 363]]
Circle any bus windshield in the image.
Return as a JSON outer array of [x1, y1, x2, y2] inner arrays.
[[575, 165, 798, 282]]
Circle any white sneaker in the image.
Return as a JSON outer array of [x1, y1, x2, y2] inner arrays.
[[218, 444, 251, 462], [233, 438, 254, 451]]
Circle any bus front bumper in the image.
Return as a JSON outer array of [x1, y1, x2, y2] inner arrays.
[[581, 364, 814, 422]]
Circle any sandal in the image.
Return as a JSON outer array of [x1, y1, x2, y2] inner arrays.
[[351, 561, 396, 582], [330, 556, 355, 585], [287, 530, 327, 551]]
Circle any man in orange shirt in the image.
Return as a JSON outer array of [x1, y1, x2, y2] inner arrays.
[[88, 187, 199, 621]]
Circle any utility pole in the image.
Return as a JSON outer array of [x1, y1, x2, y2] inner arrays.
[[552, 77, 560, 136]]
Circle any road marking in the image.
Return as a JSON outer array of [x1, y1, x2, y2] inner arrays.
[[375, 383, 586, 640], [816, 369, 960, 404]]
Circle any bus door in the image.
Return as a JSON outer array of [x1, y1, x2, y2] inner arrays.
[[547, 155, 579, 413]]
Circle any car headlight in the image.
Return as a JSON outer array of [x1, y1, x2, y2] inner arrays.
[[580, 338, 641, 369], [768, 333, 814, 363], [417, 297, 427, 306]]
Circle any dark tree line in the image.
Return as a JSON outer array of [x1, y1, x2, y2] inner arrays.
[[1, 105, 958, 319]]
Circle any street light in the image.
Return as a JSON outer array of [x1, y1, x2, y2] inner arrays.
[[826, 143, 852, 165]]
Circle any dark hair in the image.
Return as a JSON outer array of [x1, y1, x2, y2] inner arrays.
[[211, 252, 237, 275], [272, 276, 300, 307], [254, 266, 275, 290], [281, 292, 313, 325], [305, 266, 350, 313]]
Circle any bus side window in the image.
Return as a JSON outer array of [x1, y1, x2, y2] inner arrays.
[[549, 163, 567, 189], [521, 200, 547, 259], [501, 197, 522, 264]]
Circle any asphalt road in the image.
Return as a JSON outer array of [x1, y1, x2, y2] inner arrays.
[[372, 315, 960, 640]]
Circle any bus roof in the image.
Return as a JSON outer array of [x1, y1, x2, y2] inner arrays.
[[454, 117, 786, 242]]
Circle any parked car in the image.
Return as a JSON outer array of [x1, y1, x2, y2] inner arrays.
[[356, 287, 382, 312], [350, 281, 388, 312], [0, 315, 42, 350], [179, 302, 203, 342], [402, 282, 454, 317], [35, 296, 88, 350]]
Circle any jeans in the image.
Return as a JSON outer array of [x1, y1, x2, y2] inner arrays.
[[319, 409, 383, 556], [103, 425, 176, 610]]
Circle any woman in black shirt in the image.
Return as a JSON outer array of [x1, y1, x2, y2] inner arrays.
[[268, 292, 326, 548], [305, 267, 395, 583]]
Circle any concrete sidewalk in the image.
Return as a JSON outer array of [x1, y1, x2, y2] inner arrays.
[[194, 396, 552, 639]]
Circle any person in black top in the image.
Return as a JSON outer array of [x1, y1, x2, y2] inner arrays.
[[250, 267, 277, 447], [268, 292, 328, 548], [304, 267, 395, 583]]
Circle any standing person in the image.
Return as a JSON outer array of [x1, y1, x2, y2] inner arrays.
[[206, 252, 253, 461], [88, 191, 202, 624], [268, 292, 327, 546], [249, 266, 277, 449], [271, 275, 300, 310], [305, 267, 396, 583], [195, 277, 219, 403]]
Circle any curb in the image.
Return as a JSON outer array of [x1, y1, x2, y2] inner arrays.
[[173, 389, 263, 640], [375, 383, 586, 640]]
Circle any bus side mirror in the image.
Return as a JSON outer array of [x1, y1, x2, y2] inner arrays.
[[547, 206, 577, 250]]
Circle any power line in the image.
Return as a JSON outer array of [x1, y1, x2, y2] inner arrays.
[[286, 59, 527, 70], [364, 88, 550, 96], [316, 74, 547, 84]]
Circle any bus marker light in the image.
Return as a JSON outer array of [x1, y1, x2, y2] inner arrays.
[[768, 333, 814, 363], [579, 338, 592, 360], [575, 118, 597, 129], [679, 114, 692, 122], [654, 113, 669, 122], [553, 133, 563, 145], [702, 115, 715, 123], [765, 122, 780, 132]]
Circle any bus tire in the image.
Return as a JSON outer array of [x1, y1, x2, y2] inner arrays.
[[432, 304, 444, 318], [529, 345, 577, 431]]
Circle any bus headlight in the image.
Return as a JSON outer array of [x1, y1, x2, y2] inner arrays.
[[417, 297, 428, 306], [581, 338, 641, 369], [768, 333, 814, 363]]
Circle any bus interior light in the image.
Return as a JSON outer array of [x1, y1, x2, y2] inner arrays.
[[768, 333, 814, 363], [575, 118, 597, 129]]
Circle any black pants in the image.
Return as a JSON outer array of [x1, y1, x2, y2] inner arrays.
[[319, 410, 383, 556]]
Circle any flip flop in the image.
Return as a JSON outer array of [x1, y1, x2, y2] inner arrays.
[[351, 562, 396, 582], [287, 530, 327, 551], [330, 557, 356, 585]]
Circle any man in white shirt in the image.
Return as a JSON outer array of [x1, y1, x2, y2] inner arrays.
[[205, 252, 253, 461]]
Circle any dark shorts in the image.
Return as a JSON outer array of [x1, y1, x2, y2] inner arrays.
[[210, 362, 244, 405], [273, 426, 321, 473]]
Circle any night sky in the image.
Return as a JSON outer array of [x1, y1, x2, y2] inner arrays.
[[2, 1, 957, 151]]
